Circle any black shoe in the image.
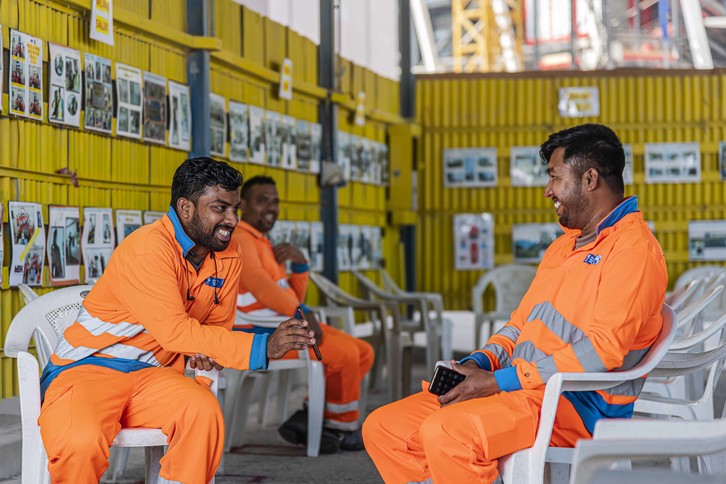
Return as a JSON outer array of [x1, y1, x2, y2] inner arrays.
[[278, 410, 342, 454], [339, 428, 364, 451]]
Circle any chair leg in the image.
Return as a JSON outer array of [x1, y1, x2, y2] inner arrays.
[[441, 316, 453, 361], [307, 361, 326, 457], [144, 446, 164, 483], [223, 371, 258, 452], [359, 373, 370, 423], [277, 370, 294, 423], [108, 447, 130, 482], [258, 372, 276, 426]]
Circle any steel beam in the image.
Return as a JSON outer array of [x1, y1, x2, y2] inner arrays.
[[187, 0, 211, 158]]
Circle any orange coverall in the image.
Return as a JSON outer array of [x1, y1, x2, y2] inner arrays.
[[39, 209, 269, 483], [233, 220, 374, 430], [364, 197, 668, 483]]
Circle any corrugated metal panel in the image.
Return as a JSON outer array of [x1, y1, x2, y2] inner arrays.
[[417, 70, 726, 310]]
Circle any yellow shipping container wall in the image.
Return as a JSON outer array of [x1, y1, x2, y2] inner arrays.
[[416, 70, 726, 310], [0, 0, 401, 398]]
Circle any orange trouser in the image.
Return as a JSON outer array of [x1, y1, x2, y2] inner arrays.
[[281, 323, 374, 430], [39, 365, 223, 484], [363, 382, 591, 484]]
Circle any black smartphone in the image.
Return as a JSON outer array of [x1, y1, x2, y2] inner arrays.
[[428, 361, 465, 396]]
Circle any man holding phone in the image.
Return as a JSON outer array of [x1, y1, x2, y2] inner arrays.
[[232, 176, 374, 454], [363, 124, 668, 483]]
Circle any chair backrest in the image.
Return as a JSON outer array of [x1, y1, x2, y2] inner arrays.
[[380, 269, 405, 296], [5, 285, 93, 367], [665, 279, 701, 312], [310, 272, 369, 306], [353, 270, 389, 301], [629, 304, 677, 376], [675, 265, 726, 289], [675, 285, 724, 334], [18, 283, 40, 305], [471, 264, 537, 314]]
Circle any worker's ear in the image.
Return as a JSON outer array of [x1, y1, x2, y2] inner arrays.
[[176, 197, 195, 222]]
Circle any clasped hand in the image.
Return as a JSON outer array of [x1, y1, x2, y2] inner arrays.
[[438, 360, 501, 407]]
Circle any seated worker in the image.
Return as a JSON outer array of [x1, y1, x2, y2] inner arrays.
[[363, 124, 668, 483], [232, 175, 374, 454], [38, 158, 318, 484]]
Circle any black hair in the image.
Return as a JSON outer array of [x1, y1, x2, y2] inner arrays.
[[540, 123, 625, 195], [170, 157, 243, 207], [241, 175, 276, 200]]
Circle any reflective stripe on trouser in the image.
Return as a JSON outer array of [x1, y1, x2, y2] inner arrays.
[[362, 381, 591, 484], [281, 323, 374, 430], [39, 365, 223, 484]]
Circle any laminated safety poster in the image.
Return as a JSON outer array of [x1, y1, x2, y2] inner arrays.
[[0, 25, 3, 112], [510, 146, 547, 187], [454, 213, 494, 271], [47, 206, 81, 285], [116, 63, 143, 139], [9, 30, 43, 120], [310, 123, 322, 174], [143, 211, 165, 224], [0, 204, 4, 285], [309, 222, 324, 272], [82, 208, 115, 283], [266, 111, 282, 167], [512, 223, 563, 264], [689, 220, 726, 262], [280, 115, 297, 170], [210, 93, 227, 157], [48, 43, 82, 127], [644, 142, 701, 184], [168, 81, 191, 151], [248, 106, 266, 164], [84, 54, 113, 133], [8, 201, 46, 286], [229, 101, 250, 162], [143, 72, 167, 144], [443, 147, 498, 188], [116, 209, 142, 244]]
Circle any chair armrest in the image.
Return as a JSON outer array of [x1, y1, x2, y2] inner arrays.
[[670, 314, 726, 351], [185, 361, 220, 396]]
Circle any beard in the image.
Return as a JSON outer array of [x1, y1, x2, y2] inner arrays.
[[188, 212, 231, 252], [558, 183, 589, 229]]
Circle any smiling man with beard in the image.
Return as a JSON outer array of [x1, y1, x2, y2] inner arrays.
[[363, 124, 668, 484], [38, 158, 318, 484], [232, 176, 374, 454]]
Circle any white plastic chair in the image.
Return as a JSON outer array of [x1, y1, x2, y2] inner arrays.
[[3, 285, 220, 484], [570, 417, 726, 483], [17, 283, 40, 305], [496, 304, 676, 484], [379, 269, 453, 360], [676, 266, 726, 324], [472, 264, 537, 350], [311, 272, 414, 401], [225, 310, 325, 457]]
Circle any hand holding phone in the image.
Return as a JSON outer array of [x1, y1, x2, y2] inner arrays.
[[296, 306, 323, 361], [428, 360, 465, 396]]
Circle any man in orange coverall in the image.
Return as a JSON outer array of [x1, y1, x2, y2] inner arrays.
[[232, 175, 374, 454], [38, 158, 319, 484], [363, 124, 668, 483]]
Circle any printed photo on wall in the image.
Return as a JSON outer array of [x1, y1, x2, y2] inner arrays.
[[229, 101, 250, 162], [47, 206, 81, 285], [82, 208, 115, 283], [645, 142, 701, 184], [623, 144, 634, 185], [0, 25, 4, 112], [453, 213, 494, 271], [689, 220, 726, 262], [512, 223, 563, 263], [84, 54, 113, 134], [48, 43, 81, 127], [266, 111, 282, 167], [281, 115, 297, 170], [9, 30, 43, 120], [309, 222, 324, 272], [0, 204, 3, 285], [510, 146, 546, 187], [168, 81, 191, 151], [719, 142, 726, 182], [337, 131, 352, 181], [143, 211, 165, 225], [296, 120, 312, 172], [8, 201, 46, 286], [210, 93, 227, 157], [116, 209, 142, 244], [143, 72, 167, 144], [249, 106, 266, 164], [444, 148, 498, 188], [116, 63, 143, 139], [291, 221, 311, 265], [337, 225, 353, 271]]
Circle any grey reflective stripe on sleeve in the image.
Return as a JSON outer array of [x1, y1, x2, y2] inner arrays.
[[325, 400, 359, 413], [512, 340, 547, 362], [54, 337, 97, 361], [604, 378, 646, 397], [96, 343, 162, 366], [534, 354, 559, 382], [480, 343, 512, 368], [572, 338, 608, 372], [494, 325, 520, 344], [613, 347, 651, 371], [527, 302, 585, 343], [78, 317, 145, 339]]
